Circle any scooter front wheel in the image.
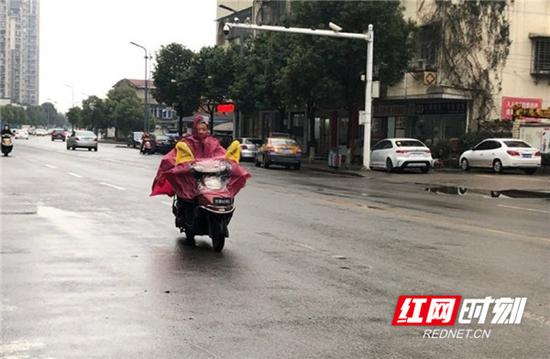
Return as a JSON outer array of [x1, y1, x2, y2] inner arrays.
[[209, 218, 226, 252]]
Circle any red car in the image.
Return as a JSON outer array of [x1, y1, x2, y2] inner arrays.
[[51, 129, 66, 142]]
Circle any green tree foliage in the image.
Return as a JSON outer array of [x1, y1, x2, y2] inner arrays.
[[289, 1, 414, 107], [153, 43, 201, 135], [66, 106, 82, 129], [194, 46, 237, 132], [105, 85, 143, 138], [0, 105, 26, 127], [81, 96, 108, 134]]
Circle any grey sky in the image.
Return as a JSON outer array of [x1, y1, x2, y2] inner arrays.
[[40, 0, 217, 112]]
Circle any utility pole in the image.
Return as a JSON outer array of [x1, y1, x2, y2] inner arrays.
[[223, 21, 374, 169]]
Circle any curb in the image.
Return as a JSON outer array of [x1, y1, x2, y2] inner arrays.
[[304, 166, 365, 177]]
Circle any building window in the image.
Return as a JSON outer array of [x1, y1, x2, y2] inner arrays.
[[532, 36, 550, 75], [410, 23, 440, 71]]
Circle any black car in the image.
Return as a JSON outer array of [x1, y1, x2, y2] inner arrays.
[[154, 134, 175, 154], [51, 129, 66, 142]]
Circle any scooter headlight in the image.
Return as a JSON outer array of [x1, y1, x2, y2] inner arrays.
[[201, 176, 224, 190]]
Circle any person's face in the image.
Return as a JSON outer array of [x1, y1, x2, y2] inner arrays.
[[196, 123, 208, 138], [4, 126, 8, 130]]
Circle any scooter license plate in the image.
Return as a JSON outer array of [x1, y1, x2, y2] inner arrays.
[[213, 197, 233, 206]]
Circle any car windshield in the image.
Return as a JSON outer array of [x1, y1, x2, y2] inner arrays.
[[76, 131, 95, 137], [156, 135, 168, 140], [246, 139, 263, 146], [394, 140, 425, 147], [271, 139, 298, 146], [504, 141, 531, 148]]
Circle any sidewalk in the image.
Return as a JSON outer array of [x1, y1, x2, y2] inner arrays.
[[302, 158, 550, 177]]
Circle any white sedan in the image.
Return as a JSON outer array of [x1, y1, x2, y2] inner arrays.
[[370, 138, 433, 173], [14, 130, 29, 140], [459, 138, 541, 174]]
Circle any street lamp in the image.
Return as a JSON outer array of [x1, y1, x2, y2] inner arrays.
[[130, 41, 151, 132], [64, 84, 74, 108], [223, 22, 375, 170]]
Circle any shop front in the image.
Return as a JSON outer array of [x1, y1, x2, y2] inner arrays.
[[372, 100, 468, 146]]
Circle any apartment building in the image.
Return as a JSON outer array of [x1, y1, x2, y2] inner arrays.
[[0, 0, 40, 105], [377, 0, 550, 146]]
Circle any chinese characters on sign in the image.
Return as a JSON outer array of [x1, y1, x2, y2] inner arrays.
[[392, 295, 527, 326], [501, 96, 542, 120]]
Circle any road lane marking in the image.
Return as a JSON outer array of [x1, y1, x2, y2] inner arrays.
[[497, 204, 550, 215], [44, 164, 56, 169], [99, 182, 126, 191], [68, 172, 82, 178]]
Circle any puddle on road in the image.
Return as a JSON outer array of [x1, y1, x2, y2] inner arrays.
[[425, 186, 550, 199]]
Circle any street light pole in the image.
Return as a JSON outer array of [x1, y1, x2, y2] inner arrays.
[[224, 22, 374, 169], [130, 41, 150, 132]]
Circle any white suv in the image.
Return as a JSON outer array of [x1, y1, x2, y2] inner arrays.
[[459, 138, 541, 174], [370, 138, 433, 173]]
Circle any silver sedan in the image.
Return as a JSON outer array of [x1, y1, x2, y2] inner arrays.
[[66, 130, 98, 151]]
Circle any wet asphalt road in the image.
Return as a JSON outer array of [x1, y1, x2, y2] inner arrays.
[[1, 137, 549, 358]]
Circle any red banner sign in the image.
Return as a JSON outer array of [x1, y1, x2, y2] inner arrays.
[[216, 103, 235, 113], [501, 96, 542, 120]]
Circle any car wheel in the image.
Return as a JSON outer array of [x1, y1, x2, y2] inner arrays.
[[88, 148, 92, 151], [386, 158, 394, 173], [294, 162, 301, 170], [460, 158, 470, 171], [492, 159, 503, 174], [72, 146, 76, 150], [523, 168, 537, 175], [94, 147, 98, 152], [421, 166, 430, 173]]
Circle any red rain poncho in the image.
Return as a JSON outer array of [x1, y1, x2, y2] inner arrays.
[[150, 116, 250, 200]]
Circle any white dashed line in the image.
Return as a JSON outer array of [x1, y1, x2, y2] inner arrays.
[[44, 164, 56, 169], [68, 172, 82, 178], [497, 204, 550, 215], [99, 182, 126, 191]]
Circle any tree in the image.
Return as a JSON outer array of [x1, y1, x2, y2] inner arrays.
[[258, 1, 414, 149], [105, 85, 143, 138], [66, 106, 82, 129], [194, 46, 237, 133], [153, 43, 201, 136], [81, 96, 108, 135], [0, 105, 26, 126]]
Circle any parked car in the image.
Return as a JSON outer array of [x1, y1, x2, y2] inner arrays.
[[370, 138, 433, 173], [14, 129, 29, 140], [153, 134, 175, 154], [35, 128, 48, 136], [236, 137, 263, 161], [459, 138, 541, 174], [127, 131, 143, 148], [66, 130, 98, 151], [255, 137, 302, 169], [51, 128, 66, 142]]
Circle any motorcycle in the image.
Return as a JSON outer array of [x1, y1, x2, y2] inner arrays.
[[141, 138, 154, 155], [172, 159, 235, 252], [1, 134, 13, 156]]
